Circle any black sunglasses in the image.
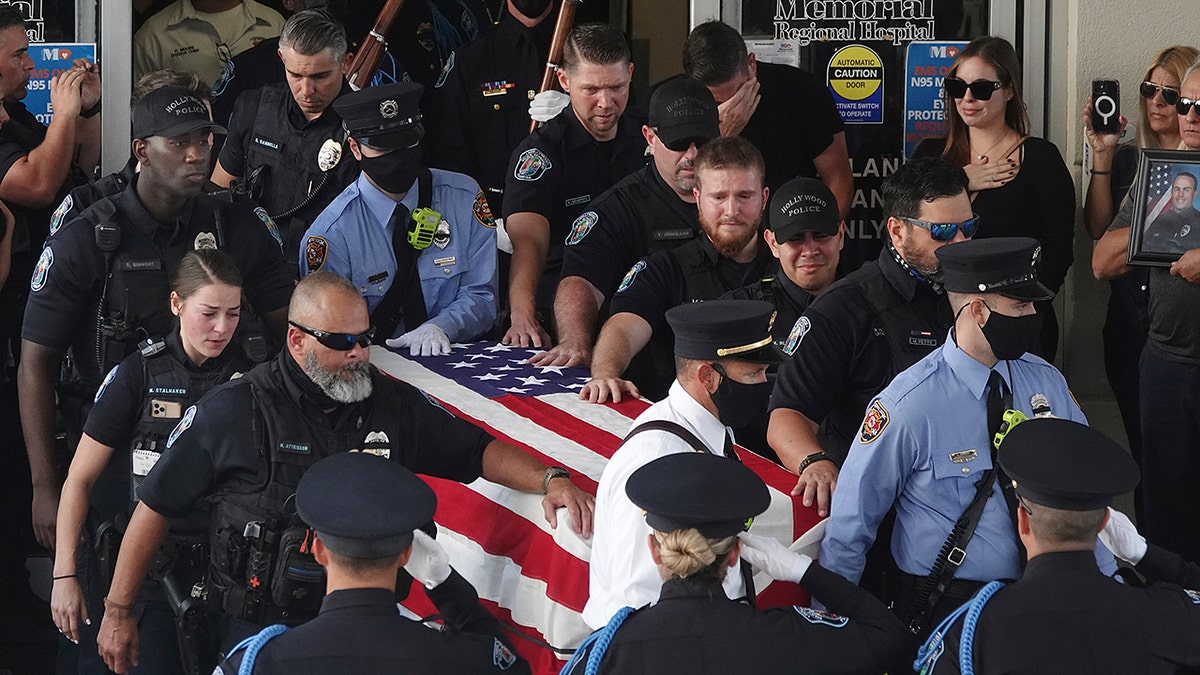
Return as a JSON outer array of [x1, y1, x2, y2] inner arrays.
[[1176, 97, 1200, 117], [901, 214, 981, 242], [943, 77, 1003, 101], [289, 321, 375, 350], [1140, 81, 1180, 106]]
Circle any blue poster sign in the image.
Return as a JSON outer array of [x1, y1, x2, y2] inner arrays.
[[26, 43, 96, 126], [903, 41, 968, 158]]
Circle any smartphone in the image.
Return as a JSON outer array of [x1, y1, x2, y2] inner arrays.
[[1092, 80, 1121, 134]]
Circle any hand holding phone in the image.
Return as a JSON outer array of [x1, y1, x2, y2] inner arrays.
[[1091, 80, 1121, 134]]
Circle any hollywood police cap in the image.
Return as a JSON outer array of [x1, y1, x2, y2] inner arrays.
[[998, 418, 1139, 511], [132, 86, 226, 140], [665, 299, 787, 364], [936, 236, 1054, 301], [769, 177, 840, 240], [648, 76, 719, 151], [333, 81, 424, 150], [296, 452, 437, 558], [626, 452, 771, 538]]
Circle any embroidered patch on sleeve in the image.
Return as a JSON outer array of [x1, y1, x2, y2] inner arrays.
[[514, 147, 552, 182], [859, 399, 890, 444], [305, 236, 328, 272], [565, 211, 598, 245], [472, 190, 496, 228], [616, 260, 646, 293], [794, 606, 849, 627]]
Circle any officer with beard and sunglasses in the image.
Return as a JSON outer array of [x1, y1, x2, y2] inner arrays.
[[819, 237, 1117, 639]]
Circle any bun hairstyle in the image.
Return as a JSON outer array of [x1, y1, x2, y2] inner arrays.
[[653, 528, 738, 582]]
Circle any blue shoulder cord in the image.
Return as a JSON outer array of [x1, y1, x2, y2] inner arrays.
[[558, 606, 636, 675], [913, 581, 1004, 674], [224, 623, 288, 675]]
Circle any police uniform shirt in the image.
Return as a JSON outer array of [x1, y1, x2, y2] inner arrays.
[[742, 62, 845, 192], [0, 100, 70, 255], [424, 11, 552, 213], [926, 551, 1200, 674], [210, 36, 283, 130], [1143, 206, 1200, 254], [219, 579, 529, 674], [299, 170, 498, 341], [346, 0, 493, 88], [560, 163, 699, 302], [769, 247, 952, 462], [818, 333, 1117, 587], [583, 381, 747, 629], [48, 158, 139, 239], [723, 269, 817, 358], [21, 176, 293, 388], [132, 0, 284, 85], [502, 104, 648, 306], [136, 350, 491, 519], [219, 80, 360, 262]]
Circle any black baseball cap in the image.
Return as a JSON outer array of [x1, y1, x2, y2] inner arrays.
[[334, 81, 424, 150], [132, 86, 225, 140], [626, 452, 770, 538], [648, 76, 719, 152], [936, 237, 1054, 301], [769, 177, 840, 240], [666, 299, 787, 364], [999, 418, 1139, 511]]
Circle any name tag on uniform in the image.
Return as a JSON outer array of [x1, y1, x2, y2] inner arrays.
[[651, 229, 693, 241], [253, 136, 281, 150], [434, 256, 456, 267], [367, 271, 389, 285], [118, 259, 162, 272], [150, 399, 183, 419], [564, 195, 590, 207], [908, 330, 938, 348], [949, 449, 978, 463], [132, 448, 162, 476]]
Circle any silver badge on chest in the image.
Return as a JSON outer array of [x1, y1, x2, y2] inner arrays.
[[433, 218, 451, 249], [317, 138, 342, 172]]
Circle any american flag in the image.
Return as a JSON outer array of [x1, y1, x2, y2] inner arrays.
[[1145, 162, 1178, 228], [370, 343, 821, 675]]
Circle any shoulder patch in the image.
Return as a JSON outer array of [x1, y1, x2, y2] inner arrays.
[[305, 236, 328, 272], [514, 147, 552, 182], [1185, 588, 1200, 605], [254, 207, 282, 247], [492, 637, 517, 670], [95, 364, 119, 403], [473, 190, 496, 228], [859, 399, 890, 444], [49, 194, 72, 236], [30, 246, 53, 292], [166, 405, 197, 449], [616, 260, 646, 293], [783, 316, 811, 356], [565, 211, 598, 246], [211, 59, 235, 97], [794, 606, 849, 628], [434, 51, 455, 89]]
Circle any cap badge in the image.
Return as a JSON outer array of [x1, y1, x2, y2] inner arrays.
[[380, 99, 399, 119], [194, 232, 217, 250], [317, 138, 342, 172], [1031, 245, 1042, 266]]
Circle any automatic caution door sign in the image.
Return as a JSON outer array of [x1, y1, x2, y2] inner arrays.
[[827, 44, 883, 124]]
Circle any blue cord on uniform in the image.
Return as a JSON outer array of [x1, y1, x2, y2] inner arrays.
[[958, 580, 1004, 675], [236, 623, 289, 675], [559, 606, 635, 675]]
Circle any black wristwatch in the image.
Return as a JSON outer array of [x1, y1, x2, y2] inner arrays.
[[541, 466, 570, 494], [797, 451, 833, 474], [81, 98, 102, 118]]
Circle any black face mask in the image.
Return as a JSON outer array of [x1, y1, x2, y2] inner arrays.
[[360, 146, 421, 194], [980, 303, 1043, 360], [511, 0, 552, 19], [708, 363, 771, 428]]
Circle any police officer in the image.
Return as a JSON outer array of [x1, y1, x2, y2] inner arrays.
[[572, 453, 911, 674], [501, 22, 647, 348], [424, 0, 555, 216], [582, 136, 773, 405], [819, 237, 1114, 637], [537, 76, 718, 368], [18, 86, 293, 556], [724, 176, 844, 357], [1101, 506, 1200, 590], [96, 272, 593, 673], [768, 157, 969, 518], [917, 418, 1200, 673], [300, 81, 497, 353], [218, 452, 532, 674], [212, 9, 359, 273]]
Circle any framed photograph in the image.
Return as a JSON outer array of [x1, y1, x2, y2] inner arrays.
[[1129, 149, 1200, 266]]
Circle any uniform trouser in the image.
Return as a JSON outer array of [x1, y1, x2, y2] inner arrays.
[[1139, 343, 1200, 565]]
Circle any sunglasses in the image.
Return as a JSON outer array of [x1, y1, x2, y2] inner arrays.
[[289, 321, 375, 350], [943, 77, 1003, 101], [1140, 81, 1180, 106], [1176, 97, 1200, 117], [901, 214, 981, 242]]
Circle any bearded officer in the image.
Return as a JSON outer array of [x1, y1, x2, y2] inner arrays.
[[299, 81, 497, 355], [96, 272, 594, 673]]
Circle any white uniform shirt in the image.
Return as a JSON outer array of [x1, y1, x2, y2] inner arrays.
[[582, 381, 745, 628]]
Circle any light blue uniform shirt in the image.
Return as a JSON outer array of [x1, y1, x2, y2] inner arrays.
[[820, 332, 1116, 585], [300, 170, 497, 340]]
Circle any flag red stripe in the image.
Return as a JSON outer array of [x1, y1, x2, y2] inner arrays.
[[499, 394, 627, 460]]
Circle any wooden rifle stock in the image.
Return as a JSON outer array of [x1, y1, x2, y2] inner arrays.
[[346, 0, 409, 89], [529, 0, 581, 132]]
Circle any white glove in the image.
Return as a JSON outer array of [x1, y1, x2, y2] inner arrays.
[[402, 529, 452, 589], [737, 532, 812, 584], [386, 323, 450, 357], [529, 90, 570, 123], [1098, 507, 1148, 564]]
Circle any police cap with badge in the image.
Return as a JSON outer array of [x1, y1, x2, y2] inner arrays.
[[334, 82, 425, 150], [132, 86, 226, 140], [936, 236, 1054, 301], [666, 299, 787, 364], [769, 177, 840, 242], [999, 418, 1139, 511], [627, 452, 771, 537], [297, 451, 437, 557], [648, 77, 719, 151]]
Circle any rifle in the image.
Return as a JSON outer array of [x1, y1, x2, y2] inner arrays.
[[529, 0, 581, 132], [346, 0, 409, 90]]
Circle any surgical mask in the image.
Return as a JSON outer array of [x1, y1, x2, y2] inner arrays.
[[708, 363, 771, 428], [360, 146, 421, 194], [980, 303, 1042, 361], [511, 0, 552, 18]]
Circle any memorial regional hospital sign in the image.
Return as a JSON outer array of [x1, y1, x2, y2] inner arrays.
[[773, 0, 935, 46]]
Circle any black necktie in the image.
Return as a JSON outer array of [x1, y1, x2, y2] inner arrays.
[[723, 431, 741, 463], [986, 369, 1026, 569], [387, 203, 427, 333]]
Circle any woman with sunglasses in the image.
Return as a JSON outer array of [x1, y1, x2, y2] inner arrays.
[[913, 36, 1074, 361], [51, 249, 255, 674]]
